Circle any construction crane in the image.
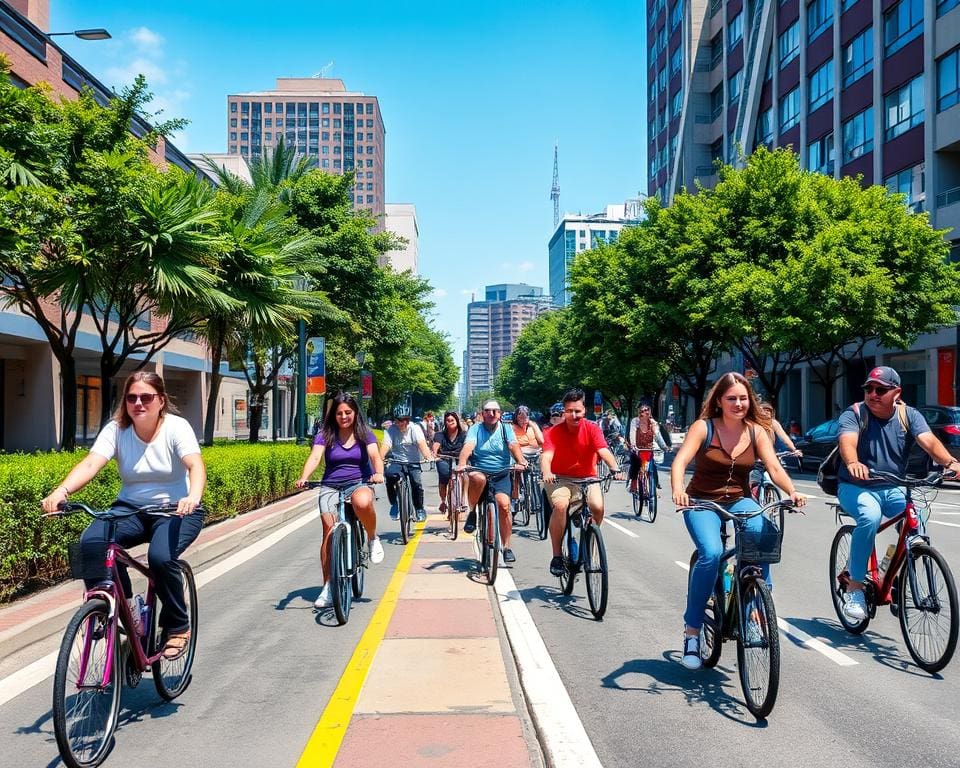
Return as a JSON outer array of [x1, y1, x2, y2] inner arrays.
[[550, 142, 560, 228]]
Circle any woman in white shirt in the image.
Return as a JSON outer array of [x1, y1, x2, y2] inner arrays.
[[42, 372, 206, 660]]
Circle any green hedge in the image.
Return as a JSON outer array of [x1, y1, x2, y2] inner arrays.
[[0, 443, 311, 603]]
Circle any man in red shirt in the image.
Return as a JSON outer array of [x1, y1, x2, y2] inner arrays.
[[541, 388, 623, 577]]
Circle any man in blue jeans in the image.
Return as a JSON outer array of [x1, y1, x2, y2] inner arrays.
[[837, 365, 960, 620]]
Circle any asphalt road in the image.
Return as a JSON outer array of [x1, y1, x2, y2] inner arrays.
[[505, 470, 960, 768]]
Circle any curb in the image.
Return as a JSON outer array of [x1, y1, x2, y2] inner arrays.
[[0, 493, 318, 662]]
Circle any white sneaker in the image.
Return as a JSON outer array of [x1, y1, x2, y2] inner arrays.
[[369, 537, 384, 564], [681, 634, 702, 670], [314, 583, 332, 609], [843, 589, 868, 621]]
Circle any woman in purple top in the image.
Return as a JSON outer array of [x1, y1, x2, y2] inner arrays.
[[296, 392, 384, 609]]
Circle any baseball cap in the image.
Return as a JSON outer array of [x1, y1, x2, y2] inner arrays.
[[482, 399, 501, 411], [863, 366, 901, 388]]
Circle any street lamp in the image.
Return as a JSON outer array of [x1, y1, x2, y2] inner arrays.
[[295, 277, 309, 444], [48, 29, 112, 40]]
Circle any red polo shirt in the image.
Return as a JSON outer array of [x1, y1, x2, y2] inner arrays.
[[543, 419, 607, 477]]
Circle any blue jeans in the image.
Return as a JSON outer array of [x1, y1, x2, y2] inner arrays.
[[683, 497, 769, 630], [836, 481, 905, 583]]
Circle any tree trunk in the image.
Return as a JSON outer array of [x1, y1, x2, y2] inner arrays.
[[58, 357, 79, 451], [248, 391, 266, 443], [99, 359, 117, 429], [204, 340, 225, 446]]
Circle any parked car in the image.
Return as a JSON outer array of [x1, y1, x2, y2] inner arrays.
[[795, 405, 960, 474]]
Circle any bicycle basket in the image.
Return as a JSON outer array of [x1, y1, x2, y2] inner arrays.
[[68, 540, 109, 581], [735, 513, 783, 565]]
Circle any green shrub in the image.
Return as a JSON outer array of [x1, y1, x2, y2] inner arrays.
[[0, 443, 311, 602]]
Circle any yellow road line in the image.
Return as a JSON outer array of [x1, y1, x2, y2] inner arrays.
[[296, 522, 425, 768]]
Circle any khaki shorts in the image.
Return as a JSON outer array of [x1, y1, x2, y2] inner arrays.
[[547, 479, 602, 510]]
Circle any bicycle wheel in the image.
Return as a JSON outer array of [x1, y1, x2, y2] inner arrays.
[[447, 483, 459, 541], [646, 470, 658, 523], [584, 524, 609, 620], [398, 479, 412, 545], [517, 474, 532, 527], [351, 518, 366, 600], [898, 543, 959, 673], [535, 487, 549, 540], [331, 524, 352, 625], [829, 524, 870, 634], [762, 484, 782, 506], [152, 560, 198, 701], [53, 599, 121, 768], [688, 551, 723, 668], [559, 516, 577, 596], [737, 577, 780, 720], [632, 487, 641, 517], [599, 462, 612, 493], [483, 501, 500, 586]]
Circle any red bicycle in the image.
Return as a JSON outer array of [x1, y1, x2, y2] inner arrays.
[[829, 470, 959, 673], [46, 502, 201, 768]]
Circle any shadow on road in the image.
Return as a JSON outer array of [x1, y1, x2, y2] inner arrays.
[[601, 651, 766, 726], [420, 559, 474, 574], [275, 585, 323, 610], [516, 583, 598, 622], [783, 615, 943, 679]]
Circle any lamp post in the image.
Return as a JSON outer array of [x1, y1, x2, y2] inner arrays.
[[48, 29, 112, 40], [295, 277, 308, 444]]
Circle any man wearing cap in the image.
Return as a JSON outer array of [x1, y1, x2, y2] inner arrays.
[[456, 400, 529, 563], [837, 365, 960, 621]]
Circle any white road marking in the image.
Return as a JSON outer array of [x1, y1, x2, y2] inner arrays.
[[673, 560, 858, 667], [930, 520, 960, 528], [495, 570, 603, 768], [0, 509, 320, 708], [606, 519, 639, 538]]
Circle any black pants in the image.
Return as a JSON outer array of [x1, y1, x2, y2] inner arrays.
[[79, 505, 205, 633], [385, 465, 424, 509]]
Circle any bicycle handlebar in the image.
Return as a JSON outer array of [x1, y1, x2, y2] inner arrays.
[[300, 480, 379, 490], [679, 498, 797, 521], [44, 501, 204, 519], [867, 469, 953, 488], [550, 475, 605, 485]]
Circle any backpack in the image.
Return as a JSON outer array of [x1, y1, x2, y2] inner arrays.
[[816, 402, 911, 496]]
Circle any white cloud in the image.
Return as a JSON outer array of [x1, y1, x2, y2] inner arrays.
[[130, 26, 164, 53], [432, 288, 448, 299], [459, 288, 479, 297], [517, 261, 535, 273]]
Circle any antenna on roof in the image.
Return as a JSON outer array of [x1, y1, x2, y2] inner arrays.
[[313, 61, 335, 78], [550, 142, 561, 228]]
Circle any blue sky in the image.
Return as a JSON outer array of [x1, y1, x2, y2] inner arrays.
[[52, 1, 648, 377]]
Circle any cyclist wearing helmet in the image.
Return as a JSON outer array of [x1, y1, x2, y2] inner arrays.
[[546, 403, 564, 431], [381, 405, 433, 522]]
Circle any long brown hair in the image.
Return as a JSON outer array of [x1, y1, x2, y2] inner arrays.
[[112, 372, 178, 428], [322, 391, 372, 446], [698, 372, 770, 432]]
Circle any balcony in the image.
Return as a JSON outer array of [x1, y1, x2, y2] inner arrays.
[[936, 186, 960, 237]]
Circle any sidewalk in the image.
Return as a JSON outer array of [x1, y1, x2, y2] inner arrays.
[[328, 511, 541, 768], [0, 492, 317, 661]]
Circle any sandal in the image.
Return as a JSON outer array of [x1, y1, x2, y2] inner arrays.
[[162, 631, 191, 660]]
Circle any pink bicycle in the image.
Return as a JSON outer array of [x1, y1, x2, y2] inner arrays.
[[46, 502, 201, 768]]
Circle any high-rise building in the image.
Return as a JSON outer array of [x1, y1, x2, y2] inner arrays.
[[651, 0, 959, 260], [382, 204, 419, 273], [226, 78, 385, 224], [465, 284, 552, 400], [548, 205, 638, 308]]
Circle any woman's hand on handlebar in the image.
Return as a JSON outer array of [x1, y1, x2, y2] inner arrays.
[[369, 472, 384, 484], [41, 488, 69, 514], [789, 490, 807, 507], [672, 488, 689, 507], [176, 495, 202, 517], [295, 477, 310, 489]]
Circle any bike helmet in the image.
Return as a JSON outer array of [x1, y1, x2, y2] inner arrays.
[[393, 404, 412, 419], [549, 402, 563, 416]]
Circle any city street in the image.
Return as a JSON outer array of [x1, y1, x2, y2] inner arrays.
[[3, 471, 960, 766]]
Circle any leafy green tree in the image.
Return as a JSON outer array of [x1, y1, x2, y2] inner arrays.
[[495, 310, 572, 411]]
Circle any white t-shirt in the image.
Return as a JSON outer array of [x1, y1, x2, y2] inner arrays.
[[90, 415, 201, 506], [382, 423, 427, 463]]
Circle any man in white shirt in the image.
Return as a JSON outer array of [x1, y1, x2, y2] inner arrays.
[[381, 405, 433, 521]]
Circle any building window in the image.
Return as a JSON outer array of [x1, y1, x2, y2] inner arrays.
[[229, 145, 237, 154], [885, 163, 925, 210], [842, 106, 874, 162], [756, 107, 774, 146], [658, 67, 668, 93], [807, 133, 835, 174], [334, 103, 342, 114], [670, 0, 683, 30], [842, 27, 874, 86], [729, 11, 743, 50], [884, 74, 924, 139], [672, 88, 684, 118], [779, 87, 800, 131], [230, 118, 237, 128], [711, 84, 723, 119], [230, 102, 238, 113], [240, 118, 249, 128], [240, 132, 248, 141], [711, 31, 723, 67], [779, 22, 799, 67], [808, 59, 834, 111], [650, 81, 658, 103], [937, 48, 960, 111], [843, 0, 858, 9], [334, 159, 341, 169], [334, 118, 341, 128], [670, 47, 683, 76], [265, 132, 272, 141], [884, 0, 923, 55], [807, 0, 833, 42], [729, 70, 743, 104], [264, 103, 272, 113], [230, 131, 237, 141], [940, 0, 960, 16], [366, 104, 374, 114], [240, 101, 249, 113]]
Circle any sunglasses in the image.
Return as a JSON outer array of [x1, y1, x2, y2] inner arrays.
[[640, 409, 651, 413], [862, 385, 894, 396], [125, 393, 158, 405]]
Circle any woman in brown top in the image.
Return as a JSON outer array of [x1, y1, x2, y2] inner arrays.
[[670, 372, 805, 670]]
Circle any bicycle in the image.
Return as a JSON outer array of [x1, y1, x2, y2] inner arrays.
[[437, 453, 467, 540], [828, 469, 959, 673], [553, 476, 610, 620], [598, 437, 628, 493], [630, 448, 660, 523], [749, 451, 799, 505], [46, 502, 201, 768], [386, 458, 426, 544], [303, 481, 376, 625], [685, 498, 796, 720], [513, 451, 542, 528], [462, 465, 523, 585]]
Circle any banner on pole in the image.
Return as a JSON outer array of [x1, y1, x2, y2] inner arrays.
[[361, 370, 373, 398], [306, 337, 326, 395]]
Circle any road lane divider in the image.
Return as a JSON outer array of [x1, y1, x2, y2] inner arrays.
[[0, 508, 321, 709], [605, 519, 639, 538], [296, 523, 424, 768], [673, 561, 857, 667]]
